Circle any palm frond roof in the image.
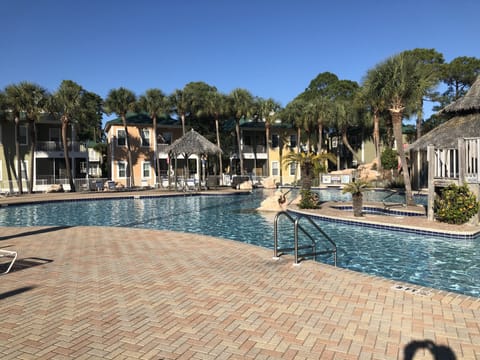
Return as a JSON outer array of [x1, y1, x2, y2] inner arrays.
[[165, 129, 222, 156], [442, 76, 480, 114], [408, 113, 480, 150], [409, 76, 480, 151]]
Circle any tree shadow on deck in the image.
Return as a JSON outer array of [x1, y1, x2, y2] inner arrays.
[[0, 226, 72, 241]]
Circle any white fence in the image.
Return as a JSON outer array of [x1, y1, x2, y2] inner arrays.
[[430, 138, 480, 184]]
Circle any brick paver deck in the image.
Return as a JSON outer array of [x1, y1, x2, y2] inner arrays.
[[1, 222, 479, 359]]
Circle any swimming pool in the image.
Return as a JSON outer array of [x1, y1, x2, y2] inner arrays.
[[1, 190, 478, 297]]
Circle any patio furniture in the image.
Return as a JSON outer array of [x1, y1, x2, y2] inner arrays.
[[0, 249, 18, 274]]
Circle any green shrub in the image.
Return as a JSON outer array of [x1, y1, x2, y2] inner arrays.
[[299, 190, 320, 209], [435, 184, 480, 224], [381, 148, 398, 170]]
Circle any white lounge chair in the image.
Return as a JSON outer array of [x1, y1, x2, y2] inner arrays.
[[0, 249, 17, 274]]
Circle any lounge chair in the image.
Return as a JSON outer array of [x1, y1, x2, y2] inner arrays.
[[0, 249, 18, 274]]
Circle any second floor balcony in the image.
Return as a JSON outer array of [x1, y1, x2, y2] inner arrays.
[[36, 141, 87, 153]]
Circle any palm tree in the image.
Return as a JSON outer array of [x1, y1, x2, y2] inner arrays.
[[229, 88, 254, 175], [403, 48, 444, 139], [258, 97, 281, 176], [104, 87, 137, 187], [169, 89, 189, 136], [342, 179, 369, 217], [203, 90, 229, 176], [138, 88, 168, 185], [360, 69, 388, 168], [49, 80, 84, 192], [283, 151, 336, 191], [311, 96, 331, 153], [375, 52, 424, 205], [14, 82, 48, 193], [4, 84, 25, 193]]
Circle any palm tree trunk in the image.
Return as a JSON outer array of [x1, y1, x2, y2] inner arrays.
[[153, 115, 160, 186], [235, 119, 244, 175], [28, 120, 36, 194], [391, 110, 415, 205], [215, 116, 223, 176], [317, 121, 323, 153], [373, 110, 382, 170], [181, 113, 186, 136], [62, 116, 76, 192], [14, 117, 23, 194], [341, 130, 361, 163], [265, 123, 270, 177], [122, 115, 135, 187]]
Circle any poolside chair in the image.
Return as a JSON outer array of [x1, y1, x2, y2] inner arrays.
[[0, 249, 18, 274]]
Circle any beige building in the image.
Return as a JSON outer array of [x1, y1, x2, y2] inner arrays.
[[105, 113, 183, 188]]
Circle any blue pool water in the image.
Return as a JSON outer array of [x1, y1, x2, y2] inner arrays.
[[0, 190, 478, 297]]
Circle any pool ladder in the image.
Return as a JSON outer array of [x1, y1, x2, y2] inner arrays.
[[273, 211, 337, 266]]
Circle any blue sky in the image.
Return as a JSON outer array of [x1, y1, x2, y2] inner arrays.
[[1, 0, 479, 123]]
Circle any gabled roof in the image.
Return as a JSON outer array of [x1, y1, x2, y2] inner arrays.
[[442, 76, 480, 114], [104, 112, 179, 130]]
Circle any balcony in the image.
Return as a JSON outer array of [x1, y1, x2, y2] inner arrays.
[[241, 145, 267, 160], [36, 141, 87, 153]]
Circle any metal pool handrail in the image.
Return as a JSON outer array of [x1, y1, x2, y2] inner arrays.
[[273, 211, 337, 266]]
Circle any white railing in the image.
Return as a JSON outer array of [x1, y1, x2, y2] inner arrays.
[[433, 148, 458, 179], [429, 137, 480, 183], [36, 141, 87, 152], [464, 137, 480, 183]]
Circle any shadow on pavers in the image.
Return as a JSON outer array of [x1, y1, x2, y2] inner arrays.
[[0, 286, 37, 300], [0, 257, 53, 273], [0, 226, 72, 241]]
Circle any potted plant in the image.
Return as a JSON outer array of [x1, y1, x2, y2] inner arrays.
[[342, 179, 369, 217]]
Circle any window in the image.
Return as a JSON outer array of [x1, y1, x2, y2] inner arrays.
[[161, 132, 172, 145], [141, 128, 150, 147], [142, 161, 151, 178], [271, 161, 279, 176], [80, 161, 87, 174], [290, 162, 296, 176], [271, 134, 279, 148], [19, 125, 28, 145], [290, 134, 297, 148], [117, 129, 126, 146], [117, 161, 127, 178]]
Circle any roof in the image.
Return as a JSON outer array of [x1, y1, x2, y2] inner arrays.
[[409, 76, 480, 151], [442, 76, 480, 114], [408, 113, 480, 150], [104, 112, 179, 130], [165, 129, 222, 156]]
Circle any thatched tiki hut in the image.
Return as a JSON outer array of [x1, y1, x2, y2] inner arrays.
[[408, 76, 480, 221], [165, 129, 222, 190]]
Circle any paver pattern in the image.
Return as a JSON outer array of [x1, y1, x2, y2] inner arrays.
[[1, 222, 479, 359]]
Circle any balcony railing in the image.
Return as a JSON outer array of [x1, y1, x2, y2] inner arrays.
[[36, 141, 87, 152], [242, 145, 267, 153]]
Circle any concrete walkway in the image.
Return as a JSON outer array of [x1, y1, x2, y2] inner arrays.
[[1, 224, 479, 359]]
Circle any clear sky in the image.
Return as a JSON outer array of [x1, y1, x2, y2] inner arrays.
[[1, 0, 479, 123]]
